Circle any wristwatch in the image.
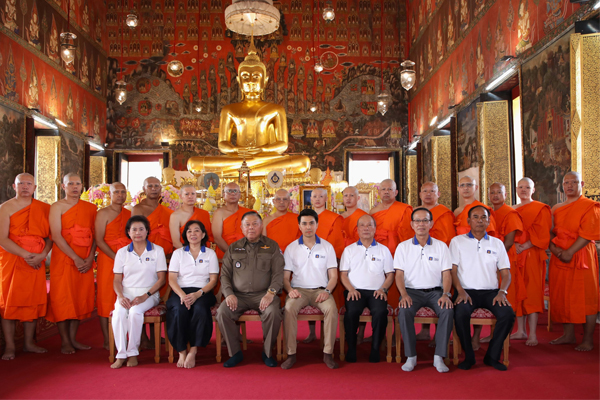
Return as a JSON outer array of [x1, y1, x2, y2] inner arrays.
[[444, 292, 452, 298], [146, 291, 152, 297], [267, 288, 277, 296], [381, 287, 388, 294], [499, 289, 508, 295], [324, 288, 331, 294], [198, 289, 204, 296]]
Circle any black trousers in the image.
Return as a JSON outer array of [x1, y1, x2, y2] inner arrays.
[[166, 288, 216, 353], [453, 289, 515, 362], [344, 290, 388, 352]]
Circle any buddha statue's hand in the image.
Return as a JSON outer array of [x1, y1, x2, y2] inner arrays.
[[238, 147, 263, 157]]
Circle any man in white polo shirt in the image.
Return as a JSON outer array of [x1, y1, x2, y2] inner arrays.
[[395, 208, 453, 373], [340, 214, 394, 363], [450, 205, 515, 371], [281, 209, 339, 370]]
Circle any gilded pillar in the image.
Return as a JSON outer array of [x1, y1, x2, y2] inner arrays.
[[433, 135, 451, 208], [35, 136, 61, 204], [89, 156, 107, 187], [406, 153, 418, 207]]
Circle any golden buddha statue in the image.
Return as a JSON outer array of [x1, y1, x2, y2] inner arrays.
[[187, 38, 310, 178]]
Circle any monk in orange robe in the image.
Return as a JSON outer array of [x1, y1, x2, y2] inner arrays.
[[341, 186, 368, 247], [46, 173, 97, 354], [133, 177, 174, 256], [454, 176, 497, 237], [512, 177, 552, 346], [311, 188, 344, 258], [213, 182, 251, 259], [95, 182, 131, 350], [170, 184, 213, 249], [548, 172, 600, 351], [0, 173, 52, 360], [263, 189, 300, 253]]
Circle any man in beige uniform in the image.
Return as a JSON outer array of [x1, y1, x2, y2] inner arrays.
[[216, 211, 285, 368]]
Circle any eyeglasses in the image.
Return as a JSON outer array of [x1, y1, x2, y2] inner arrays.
[[458, 183, 474, 188], [224, 189, 239, 194], [412, 219, 432, 224]]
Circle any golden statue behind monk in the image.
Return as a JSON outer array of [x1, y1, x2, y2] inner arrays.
[[187, 39, 310, 178]]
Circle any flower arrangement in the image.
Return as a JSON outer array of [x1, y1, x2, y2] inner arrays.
[[81, 183, 132, 209], [130, 185, 181, 211]]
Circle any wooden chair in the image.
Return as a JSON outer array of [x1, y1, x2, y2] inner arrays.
[[339, 305, 394, 363], [394, 306, 451, 365], [108, 288, 171, 364], [238, 309, 284, 361], [280, 305, 326, 361], [452, 308, 510, 367], [167, 305, 222, 363], [545, 282, 552, 331]]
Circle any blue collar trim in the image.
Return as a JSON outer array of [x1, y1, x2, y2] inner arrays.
[[128, 240, 152, 252], [299, 235, 321, 245], [467, 231, 489, 240], [357, 239, 377, 246], [184, 245, 206, 253], [412, 235, 432, 245]]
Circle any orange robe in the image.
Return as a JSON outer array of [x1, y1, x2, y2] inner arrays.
[[147, 205, 174, 256], [316, 210, 344, 259], [549, 196, 600, 323], [265, 212, 301, 253], [429, 204, 456, 246], [342, 209, 368, 247], [493, 204, 525, 314], [372, 201, 414, 306], [0, 199, 50, 321], [179, 207, 214, 248], [46, 200, 97, 323], [454, 200, 497, 237], [216, 206, 251, 259], [96, 208, 131, 318], [515, 201, 552, 315]]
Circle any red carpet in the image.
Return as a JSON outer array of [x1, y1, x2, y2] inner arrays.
[[0, 317, 598, 399]]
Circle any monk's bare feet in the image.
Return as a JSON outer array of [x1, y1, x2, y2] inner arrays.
[[428, 339, 436, 348], [127, 356, 138, 367], [525, 336, 538, 346], [72, 340, 91, 350], [480, 335, 491, 343], [184, 352, 196, 368], [2, 347, 16, 360], [177, 351, 187, 368], [415, 331, 431, 341], [23, 344, 48, 354], [357, 336, 372, 345], [471, 337, 481, 351], [302, 333, 317, 344], [550, 334, 577, 345], [140, 337, 154, 350], [575, 341, 594, 351], [510, 332, 528, 340], [103, 340, 110, 351], [61, 343, 76, 355], [110, 359, 126, 369]]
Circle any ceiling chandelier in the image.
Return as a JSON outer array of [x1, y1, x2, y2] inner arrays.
[[322, 6, 335, 21], [225, 0, 280, 36], [60, 0, 76, 64]]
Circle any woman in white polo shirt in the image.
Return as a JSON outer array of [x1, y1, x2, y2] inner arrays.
[[110, 215, 167, 369], [166, 220, 219, 369]]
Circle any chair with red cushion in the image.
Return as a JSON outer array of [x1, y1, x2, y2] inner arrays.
[[279, 305, 326, 361], [166, 305, 222, 363], [339, 305, 394, 363], [237, 309, 284, 361]]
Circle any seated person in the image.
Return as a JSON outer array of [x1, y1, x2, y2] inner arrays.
[[450, 206, 515, 371], [395, 208, 453, 373], [111, 216, 167, 369], [281, 209, 339, 370], [339, 214, 394, 363], [167, 220, 218, 369]]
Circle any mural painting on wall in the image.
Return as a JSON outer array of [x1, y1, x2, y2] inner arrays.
[[408, 0, 581, 137], [456, 98, 479, 203], [0, 0, 108, 142], [421, 133, 433, 184], [59, 132, 84, 197], [521, 29, 571, 207], [105, 0, 409, 171], [0, 103, 25, 202]]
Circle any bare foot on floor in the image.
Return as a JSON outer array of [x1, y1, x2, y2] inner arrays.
[[575, 342, 594, 351], [428, 339, 436, 348], [72, 340, 91, 350], [550, 334, 577, 345], [480, 335, 491, 343], [61, 344, 76, 355], [177, 351, 187, 368], [110, 359, 126, 369], [23, 344, 48, 354], [184, 352, 196, 368], [471, 338, 481, 351], [510, 332, 528, 340], [127, 356, 138, 367], [358, 336, 372, 345], [140, 339, 154, 350], [415, 331, 431, 341], [103, 341, 109, 351], [302, 333, 317, 344], [2, 347, 15, 360], [525, 336, 538, 346]]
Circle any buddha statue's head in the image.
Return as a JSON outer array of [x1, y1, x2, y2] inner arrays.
[[237, 37, 268, 101]]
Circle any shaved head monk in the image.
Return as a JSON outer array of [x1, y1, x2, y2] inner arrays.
[[212, 182, 251, 259], [263, 189, 301, 253], [94, 182, 131, 350], [548, 172, 599, 351], [46, 173, 97, 354], [512, 178, 552, 346], [454, 176, 497, 237], [0, 173, 52, 360], [414, 182, 456, 342], [170, 184, 213, 249]]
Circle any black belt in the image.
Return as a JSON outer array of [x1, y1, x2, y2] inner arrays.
[[414, 287, 442, 293]]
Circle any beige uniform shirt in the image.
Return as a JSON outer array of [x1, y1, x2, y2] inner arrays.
[[221, 235, 285, 297]]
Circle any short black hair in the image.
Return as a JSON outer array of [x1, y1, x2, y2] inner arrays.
[[241, 211, 262, 221], [298, 208, 319, 224], [182, 220, 208, 247], [411, 207, 433, 221], [468, 205, 490, 218], [125, 215, 151, 240]]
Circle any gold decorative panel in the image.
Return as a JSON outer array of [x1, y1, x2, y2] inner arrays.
[[406, 154, 418, 207], [89, 156, 107, 187], [433, 135, 451, 208], [582, 34, 600, 200], [36, 137, 60, 204], [477, 101, 512, 205], [570, 33, 583, 175]]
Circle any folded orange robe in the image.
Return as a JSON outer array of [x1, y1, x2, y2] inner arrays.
[[0, 199, 50, 321], [46, 200, 97, 323], [96, 208, 131, 318], [342, 209, 367, 247], [216, 206, 251, 259], [454, 200, 497, 237], [179, 207, 214, 248], [147, 205, 174, 256], [266, 212, 300, 253], [493, 204, 525, 315], [316, 210, 344, 259], [430, 204, 456, 246], [373, 201, 413, 307], [515, 201, 551, 315], [549, 196, 600, 323]]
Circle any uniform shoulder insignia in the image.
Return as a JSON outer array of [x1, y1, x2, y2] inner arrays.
[[260, 245, 270, 249]]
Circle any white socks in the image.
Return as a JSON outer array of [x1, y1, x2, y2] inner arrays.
[[434, 355, 449, 373], [401, 356, 417, 371]]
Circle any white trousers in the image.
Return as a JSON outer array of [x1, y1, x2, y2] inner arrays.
[[112, 287, 159, 359]]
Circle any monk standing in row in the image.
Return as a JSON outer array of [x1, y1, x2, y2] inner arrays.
[[95, 182, 131, 350], [512, 178, 552, 346], [133, 177, 174, 257], [263, 189, 300, 253], [312, 188, 344, 258], [213, 183, 251, 259], [46, 174, 97, 354], [454, 176, 496, 237], [341, 187, 367, 247], [0, 174, 52, 360], [170, 184, 213, 249], [549, 172, 600, 351]]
